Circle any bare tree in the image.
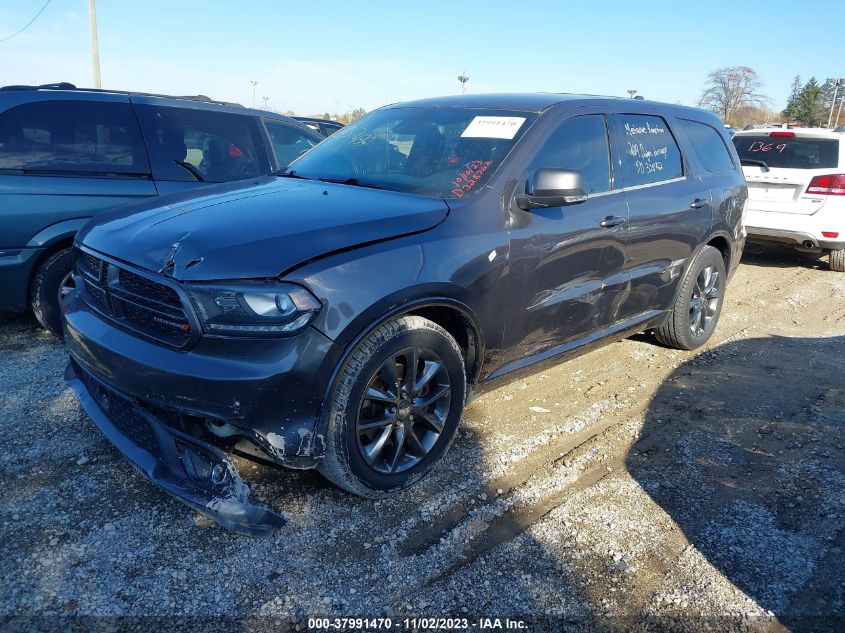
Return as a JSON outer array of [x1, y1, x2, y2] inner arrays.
[[732, 104, 780, 129], [698, 66, 770, 124]]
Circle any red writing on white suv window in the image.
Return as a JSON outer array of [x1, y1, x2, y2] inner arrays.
[[747, 141, 788, 153]]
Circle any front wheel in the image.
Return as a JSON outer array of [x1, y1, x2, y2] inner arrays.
[[31, 248, 74, 339], [318, 315, 466, 497], [653, 245, 726, 351]]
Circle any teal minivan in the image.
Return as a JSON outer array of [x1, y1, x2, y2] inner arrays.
[[0, 83, 322, 336]]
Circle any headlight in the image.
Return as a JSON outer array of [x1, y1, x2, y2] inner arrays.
[[186, 282, 321, 337]]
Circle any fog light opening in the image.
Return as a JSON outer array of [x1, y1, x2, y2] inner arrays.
[[210, 463, 228, 485], [206, 419, 241, 438]]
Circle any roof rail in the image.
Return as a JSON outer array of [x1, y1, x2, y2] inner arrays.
[[165, 94, 243, 107], [0, 83, 242, 107], [0, 82, 77, 92]]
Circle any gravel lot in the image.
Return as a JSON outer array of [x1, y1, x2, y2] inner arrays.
[[2, 244, 844, 632]]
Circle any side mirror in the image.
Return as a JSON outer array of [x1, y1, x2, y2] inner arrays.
[[515, 168, 587, 211]]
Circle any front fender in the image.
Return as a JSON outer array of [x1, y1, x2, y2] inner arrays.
[[287, 239, 490, 440], [291, 239, 426, 347]]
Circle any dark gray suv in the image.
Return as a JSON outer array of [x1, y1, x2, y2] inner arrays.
[[0, 83, 323, 336], [63, 93, 747, 535]]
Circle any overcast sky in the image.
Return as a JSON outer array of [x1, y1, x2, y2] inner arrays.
[[0, 0, 841, 116]]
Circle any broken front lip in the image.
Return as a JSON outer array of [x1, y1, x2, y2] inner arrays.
[[65, 362, 287, 537]]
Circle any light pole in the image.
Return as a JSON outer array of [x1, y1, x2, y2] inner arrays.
[[828, 78, 844, 128], [88, 0, 102, 88], [627, 89, 637, 99], [457, 73, 469, 94], [262, 96, 269, 109], [250, 80, 258, 108]]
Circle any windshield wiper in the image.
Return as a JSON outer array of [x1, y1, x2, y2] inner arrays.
[[273, 168, 311, 179], [175, 160, 205, 182], [740, 158, 770, 172], [318, 177, 386, 190]]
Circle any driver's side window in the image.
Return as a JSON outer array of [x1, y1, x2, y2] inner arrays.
[[527, 114, 612, 195]]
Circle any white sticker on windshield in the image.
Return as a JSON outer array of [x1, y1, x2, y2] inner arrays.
[[460, 116, 526, 140]]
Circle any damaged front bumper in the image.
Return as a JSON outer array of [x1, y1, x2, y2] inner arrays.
[[65, 361, 286, 537]]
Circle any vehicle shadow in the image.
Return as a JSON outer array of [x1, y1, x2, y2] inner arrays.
[[231, 399, 616, 631], [626, 334, 845, 631], [740, 241, 828, 271]]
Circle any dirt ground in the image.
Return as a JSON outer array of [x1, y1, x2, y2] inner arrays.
[[1, 243, 844, 632]]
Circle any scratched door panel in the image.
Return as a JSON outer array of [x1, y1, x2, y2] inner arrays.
[[501, 112, 627, 363], [609, 113, 710, 322]]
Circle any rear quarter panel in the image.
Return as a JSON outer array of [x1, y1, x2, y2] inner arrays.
[[670, 111, 747, 275]]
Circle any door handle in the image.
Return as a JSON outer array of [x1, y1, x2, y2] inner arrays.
[[600, 215, 626, 228], [690, 198, 708, 209]]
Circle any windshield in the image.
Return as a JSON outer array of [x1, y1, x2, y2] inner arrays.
[[286, 107, 536, 198], [732, 135, 839, 169]]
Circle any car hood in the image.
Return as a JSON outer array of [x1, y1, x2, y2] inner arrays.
[[78, 176, 449, 281]]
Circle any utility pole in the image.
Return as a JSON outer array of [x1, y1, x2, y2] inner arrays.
[[88, 0, 102, 88], [828, 79, 844, 128], [457, 73, 469, 94], [250, 80, 258, 108], [627, 89, 637, 99], [262, 96, 269, 109], [837, 86, 845, 128]]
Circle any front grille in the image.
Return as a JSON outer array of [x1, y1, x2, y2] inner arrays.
[[85, 282, 109, 313], [78, 250, 103, 278], [74, 248, 192, 347], [77, 363, 160, 458], [118, 269, 183, 310]]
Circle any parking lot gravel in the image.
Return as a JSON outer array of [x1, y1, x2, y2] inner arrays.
[[1, 244, 844, 632]]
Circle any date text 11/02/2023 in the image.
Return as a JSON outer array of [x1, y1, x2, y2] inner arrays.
[[307, 617, 529, 630]]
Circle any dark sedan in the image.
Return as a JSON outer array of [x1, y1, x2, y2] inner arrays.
[[63, 94, 746, 535]]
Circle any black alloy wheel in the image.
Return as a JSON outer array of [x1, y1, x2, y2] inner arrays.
[[356, 346, 451, 474], [688, 264, 721, 337], [318, 315, 466, 496], [654, 245, 726, 351]]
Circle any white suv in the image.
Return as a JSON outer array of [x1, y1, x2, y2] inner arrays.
[[732, 128, 845, 271]]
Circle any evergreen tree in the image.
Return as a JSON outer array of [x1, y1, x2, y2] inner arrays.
[[794, 78, 822, 126], [783, 75, 802, 120]]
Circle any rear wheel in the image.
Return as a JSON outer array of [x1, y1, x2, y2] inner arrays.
[[318, 315, 466, 497], [31, 248, 74, 339], [654, 245, 726, 351], [829, 249, 845, 273]]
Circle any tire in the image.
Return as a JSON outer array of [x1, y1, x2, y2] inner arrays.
[[31, 248, 74, 339], [830, 249, 845, 273], [654, 245, 726, 351], [318, 315, 466, 497]]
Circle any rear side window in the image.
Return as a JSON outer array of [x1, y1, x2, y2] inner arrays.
[[135, 105, 266, 182], [527, 114, 612, 194], [0, 100, 149, 175], [617, 114, 683, 186], [677, 119, 735, 172], [732, 135, 839, 169], [263, 120, 319, 169]]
